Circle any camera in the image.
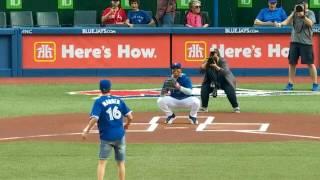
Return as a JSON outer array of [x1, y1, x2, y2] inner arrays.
[[207, 51, 217, 65], [295, 4, 304, 12]]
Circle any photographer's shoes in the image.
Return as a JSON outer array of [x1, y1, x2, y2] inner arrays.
[[284, 83, 319, 91], [312, 83, 319, 91], [284, 83, 293, 91], [198, 107, 208, 112], [233, 107, 240, 113]]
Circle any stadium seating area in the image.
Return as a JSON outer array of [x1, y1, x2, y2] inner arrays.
[[0, 0, 319, 28]]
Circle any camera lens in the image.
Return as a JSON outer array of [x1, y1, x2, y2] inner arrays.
[[295, 5, 304, 12]]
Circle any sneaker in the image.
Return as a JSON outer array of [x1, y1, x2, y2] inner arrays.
[[284, 83, 293, 91], [165, 113, 176, 124], [233, 107, 240, 113], [198, 107, 208, 112], [312, 83, 319, 91], [188, 115, 198, 125]]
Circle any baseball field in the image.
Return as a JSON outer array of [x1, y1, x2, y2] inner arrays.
[[1, 76, 320, 180]]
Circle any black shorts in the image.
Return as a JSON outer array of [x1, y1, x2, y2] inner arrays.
[[288, 42, 314, 65]]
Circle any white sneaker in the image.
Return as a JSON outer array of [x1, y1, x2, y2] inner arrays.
[[233, 107, 240, 113], [198, 107, 208, 112]]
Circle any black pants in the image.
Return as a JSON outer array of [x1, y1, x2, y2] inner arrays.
[[201, 77, 239, 108]]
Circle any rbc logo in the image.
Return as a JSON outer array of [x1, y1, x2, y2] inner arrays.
[[185, 41, 207, 61], [34, 42, 57, 62]]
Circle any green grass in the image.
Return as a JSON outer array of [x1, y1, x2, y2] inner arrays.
[[0, 141, 320, 180], [1, 83, 320, 119], [1, 82, 320, 180]]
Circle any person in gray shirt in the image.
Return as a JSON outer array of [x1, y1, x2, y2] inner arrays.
[[279, 0, 318, 91]]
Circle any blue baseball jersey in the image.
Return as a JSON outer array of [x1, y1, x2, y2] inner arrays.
[[90, 95, 131, 141], [256, 7, 287, 23], [128, 10, 151, 24], [169, 73, 192, 100]]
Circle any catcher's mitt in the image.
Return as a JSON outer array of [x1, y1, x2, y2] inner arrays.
[[160, 77, 177, 96]]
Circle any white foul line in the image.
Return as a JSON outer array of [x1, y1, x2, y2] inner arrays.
[[0, 132, 82, 141], [238, 131, 320, 140]]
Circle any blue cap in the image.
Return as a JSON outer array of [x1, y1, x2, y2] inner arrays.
[[171, 63, 182, 69], [100, 80, 111, 92], [268, 0, 277, 3]]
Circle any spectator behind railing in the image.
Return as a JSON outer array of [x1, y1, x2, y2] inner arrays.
[[156, 0, 176, 27], [184, 0, 209, 28], [126, 0, 155, 27], [254, 0, 287, 27], [101, 0, 127, 25]]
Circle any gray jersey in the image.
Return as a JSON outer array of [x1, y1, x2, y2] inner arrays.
[[291, 10, 316, 45]]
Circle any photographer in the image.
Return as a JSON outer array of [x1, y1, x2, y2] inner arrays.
[[279, 0, 318, 91], [199, 49, 240, 113]]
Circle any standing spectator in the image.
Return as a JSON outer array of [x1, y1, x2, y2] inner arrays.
[[126, 0, 155, 27], [254, 0, 287, 26], [156, 0, 176, 26], [101, 0, 127, 25], [279, 0, 318, 91], [82, 80, 133, 180], [199, 49, 240, 113], [185, 0, 210, 28]]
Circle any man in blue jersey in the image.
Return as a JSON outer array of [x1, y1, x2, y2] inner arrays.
[[157, 63, 200, 124], [82, 79, 133, 180], [254, 0, 287, 26]]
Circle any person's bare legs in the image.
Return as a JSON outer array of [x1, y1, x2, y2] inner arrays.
[[288, 64, 297, 84], [308, 64, 318, 84], [97, 160, 107, 180], [117, 161, 125, 180]]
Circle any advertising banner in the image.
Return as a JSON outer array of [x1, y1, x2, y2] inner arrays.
[[23, 35, 170, 69], [172, 34, 319, 68]]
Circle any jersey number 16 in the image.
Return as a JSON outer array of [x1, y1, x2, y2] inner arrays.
[[106, 106, 122, 121]]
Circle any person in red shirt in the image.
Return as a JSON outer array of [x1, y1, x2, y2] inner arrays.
[[101, 0, 127, 25]]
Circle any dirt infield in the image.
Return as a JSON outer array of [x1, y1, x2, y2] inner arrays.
[[1, 112, 320, 143], [1, 76, 319, 143]]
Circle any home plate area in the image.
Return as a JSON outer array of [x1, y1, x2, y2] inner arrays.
[[91, 116, 270, 133]]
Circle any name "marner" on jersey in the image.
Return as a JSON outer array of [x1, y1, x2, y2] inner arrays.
[[102, 99, 120, 107]]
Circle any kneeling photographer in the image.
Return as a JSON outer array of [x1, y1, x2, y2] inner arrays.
[[199, 49, 240, 113]]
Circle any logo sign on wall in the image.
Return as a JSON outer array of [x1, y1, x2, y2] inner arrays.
[[23, 35, 170, 69], [238, 0, 252, 8], [6, 0, 22, 9], [177, 0, 191, 9], [33, 42, 57, 62], [172, 34, 320, 68], [121, 0, 131, 9], [310, 0, 320, 8], [58, 0, 73, 9]]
